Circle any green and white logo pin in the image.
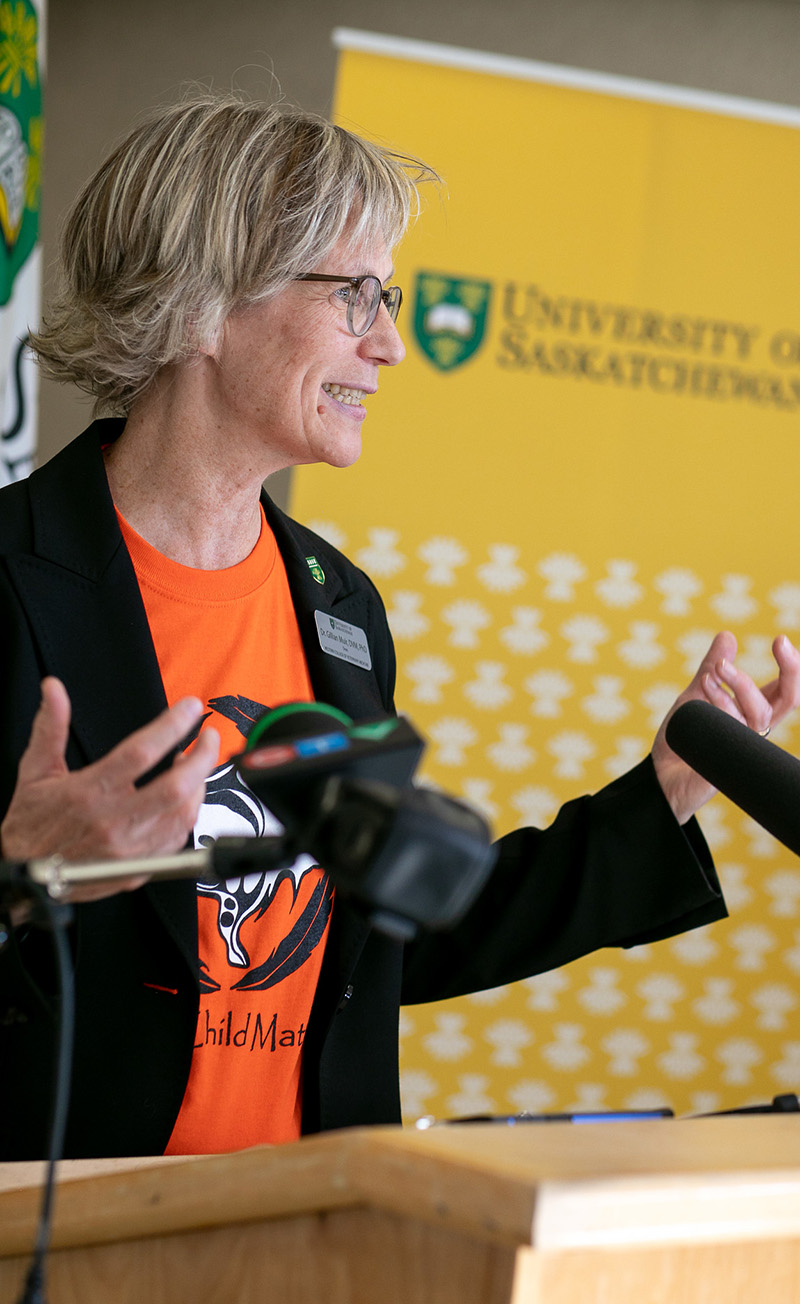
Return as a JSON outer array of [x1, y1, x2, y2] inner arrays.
[[305, 555, 325, 584]]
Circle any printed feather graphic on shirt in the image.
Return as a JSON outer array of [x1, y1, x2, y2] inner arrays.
[[179, 695, 265, 752], [198, 961, 221, 995], [208, 693, 269, 737], [230, 873, 334, 991]]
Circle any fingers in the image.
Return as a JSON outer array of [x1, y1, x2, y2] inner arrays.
[[70, 717, 220, 861], [704, 634, 800, 734], [652, 631, 800, 825], [704, 657, 773, 734], [2, 685, 221, 867], [98, 695, 208, 788], [762, 634, 800, 720], [687, 631, 736, 692], [15, 677, 72, 783], [117, 726, 220, 858], [706, 630, 738, 667]]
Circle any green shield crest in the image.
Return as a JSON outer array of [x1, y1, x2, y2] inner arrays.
[[413, 272, 492, 372], [305, 555, 325, 585]]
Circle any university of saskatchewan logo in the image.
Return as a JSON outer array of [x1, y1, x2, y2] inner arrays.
[[413, 271, 492, 372], [305, 555, 325, 585]]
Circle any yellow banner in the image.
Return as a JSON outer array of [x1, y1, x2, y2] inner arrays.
[[293, 33, 800, 1120]]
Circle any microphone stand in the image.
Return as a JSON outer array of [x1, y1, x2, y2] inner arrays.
[[0, 836, 293, 910], [0, 836, 291, 1304], [10, 890, 73, 1304]]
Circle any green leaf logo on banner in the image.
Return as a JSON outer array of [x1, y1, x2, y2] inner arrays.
[[413, 271, 492, 372], [0, 0, 41, 307]]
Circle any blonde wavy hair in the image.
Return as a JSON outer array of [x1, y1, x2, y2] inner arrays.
[[31, 94, 437, 412]]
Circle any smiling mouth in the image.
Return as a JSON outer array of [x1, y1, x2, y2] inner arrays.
[[322, 383, 368, 407]]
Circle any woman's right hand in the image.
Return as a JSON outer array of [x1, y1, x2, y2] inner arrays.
[[0, 677, 219, 907]]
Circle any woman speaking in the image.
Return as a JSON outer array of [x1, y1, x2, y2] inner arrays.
[[0, 94, 796, 1158]]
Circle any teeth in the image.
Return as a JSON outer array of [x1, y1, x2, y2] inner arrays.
[[322, 383, 367, 406]]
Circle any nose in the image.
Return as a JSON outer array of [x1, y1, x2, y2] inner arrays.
[[361, 304, 406, 367]]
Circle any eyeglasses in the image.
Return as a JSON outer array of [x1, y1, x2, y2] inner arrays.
[[295, 274, 403, 337]]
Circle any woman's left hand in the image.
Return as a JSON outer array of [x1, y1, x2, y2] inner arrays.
[[652, 630, 800, 824]]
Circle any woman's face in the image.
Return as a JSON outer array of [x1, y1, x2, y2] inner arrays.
[[210, 234, 405, 475]]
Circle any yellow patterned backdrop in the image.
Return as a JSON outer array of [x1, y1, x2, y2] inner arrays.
[[292, 33, 800, 1120]]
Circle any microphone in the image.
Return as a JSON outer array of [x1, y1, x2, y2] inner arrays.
[[234, 703, 497, 938], [236, 702, 425, 829], [665, 700, 800, 857]]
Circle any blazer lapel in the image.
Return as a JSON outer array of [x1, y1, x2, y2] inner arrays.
[[263, 493, 394, 722], [7, 421, 198, 975], [8, 421, 168, 763]]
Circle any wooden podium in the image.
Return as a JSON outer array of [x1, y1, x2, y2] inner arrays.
[[2, 1115, 800, 1302]]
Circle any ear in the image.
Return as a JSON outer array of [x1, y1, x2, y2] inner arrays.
[[192, 327, 224, 360], [186, 310, 225, 360]]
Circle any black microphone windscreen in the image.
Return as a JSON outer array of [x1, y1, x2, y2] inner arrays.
[[236, 707, 425, 831], [665, 700, 800, 858]]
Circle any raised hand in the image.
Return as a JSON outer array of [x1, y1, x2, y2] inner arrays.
[[0, 677, 219, 903], [652, 632, 800, 824]]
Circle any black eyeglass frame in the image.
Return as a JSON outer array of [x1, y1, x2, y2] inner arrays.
[[295, 273, 403, 337]]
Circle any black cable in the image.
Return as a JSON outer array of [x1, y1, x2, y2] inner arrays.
[[16, 890, 75, 1304]]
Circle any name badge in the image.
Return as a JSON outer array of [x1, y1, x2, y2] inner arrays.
[[315, 611, 372, 670]]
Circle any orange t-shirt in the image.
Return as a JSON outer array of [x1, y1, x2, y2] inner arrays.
[[117, 507, 332, 1153]]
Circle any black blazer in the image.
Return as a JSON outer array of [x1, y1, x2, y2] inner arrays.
[[0, 422, 726, 1158]]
